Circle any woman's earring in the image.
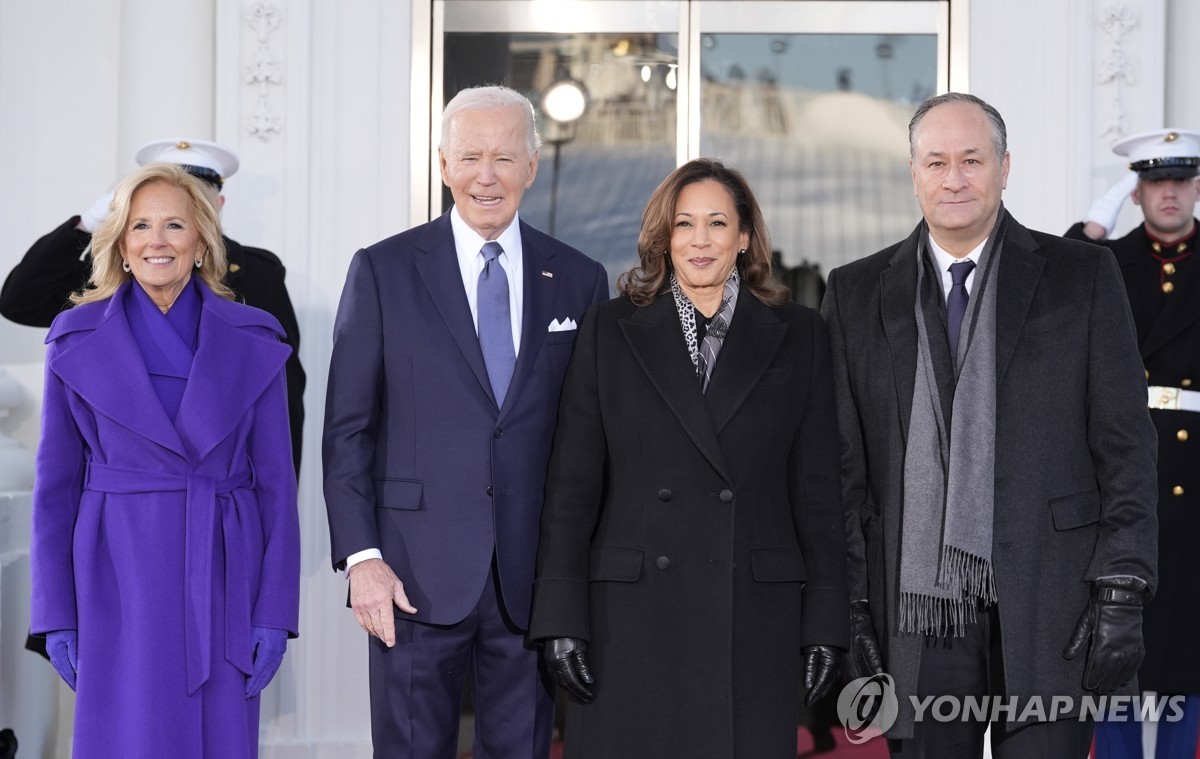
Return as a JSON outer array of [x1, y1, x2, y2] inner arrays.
[[738, 248, 748, 255], [195, 258, 203, 269], [122, 260, 131, 273]]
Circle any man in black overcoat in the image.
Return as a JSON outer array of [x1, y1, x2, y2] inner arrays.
[[823, 93, 1158, 758], [1065, 127, 1200, 759]]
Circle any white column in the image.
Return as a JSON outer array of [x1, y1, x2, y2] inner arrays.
[[1165, 0, 1200, 129], [116, 0, 217, 171]]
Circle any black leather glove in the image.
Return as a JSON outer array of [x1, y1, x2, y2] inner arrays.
[[1063, 577, 1148, 694], [848, 600, 885, 680], [803, 645, 844, 705], [543, 637, 595, 703]]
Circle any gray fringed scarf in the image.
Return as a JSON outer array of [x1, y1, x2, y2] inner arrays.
[[898, 212, 1008, 636], [670, 269, 740, 392]]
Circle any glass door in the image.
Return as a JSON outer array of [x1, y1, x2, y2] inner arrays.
[[692, 2, 948, 283], [421, 0, 953, 292]]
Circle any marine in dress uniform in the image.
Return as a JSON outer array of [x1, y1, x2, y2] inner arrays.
[[1066, 128, 1200, 759]]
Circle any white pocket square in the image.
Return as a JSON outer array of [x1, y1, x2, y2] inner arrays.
[[548, 317, 577, 332]]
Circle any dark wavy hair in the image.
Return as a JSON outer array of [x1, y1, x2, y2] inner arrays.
[[618, 158, 788, 307]]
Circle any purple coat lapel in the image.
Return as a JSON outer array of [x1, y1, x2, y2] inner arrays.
[[176, 283, 291, 462], [47, 281, 291, 462], [49, 284, 187, 456]]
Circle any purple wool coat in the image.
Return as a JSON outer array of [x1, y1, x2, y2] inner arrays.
[[30, 280, 300, 759]]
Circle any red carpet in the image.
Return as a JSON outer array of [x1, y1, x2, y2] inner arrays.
[[458, 728, 889, 758]]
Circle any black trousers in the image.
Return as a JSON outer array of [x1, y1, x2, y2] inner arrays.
[[887, 604, 1094, 759]]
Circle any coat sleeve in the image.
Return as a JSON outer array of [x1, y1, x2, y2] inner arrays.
[[1, 219, 92, 327], [790, 309, 851, 648], [248, 367, 301, 635], [322, 249, 386, 569], [820, 268, 872, 604], [1083, 248, 1158, 590], [528, 302, 607, 642], [29, 340, 86, 634]]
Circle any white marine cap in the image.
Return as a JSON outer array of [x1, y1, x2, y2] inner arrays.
[[1112, 128, 1200, 180], [134, 138, 239, 187]]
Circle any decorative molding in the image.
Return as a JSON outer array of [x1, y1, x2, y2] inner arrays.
[[1096, 2, 1139, 141], [245, 2, 283, 141]]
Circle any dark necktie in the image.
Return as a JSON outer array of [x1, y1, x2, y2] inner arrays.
[[478, 241, 516, 406], [947, 259, 975, 357]]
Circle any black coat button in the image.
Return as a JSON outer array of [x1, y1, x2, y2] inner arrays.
[[655, 556, 671, 570], [486, 486, 494, 496], [719, 489, 734, 503], [493, 428, 504, 438], [657, 489, 672, 502]]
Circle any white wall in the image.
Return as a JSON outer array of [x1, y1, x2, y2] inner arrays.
[[0, 0, 1190, 756], [968, 0, 1168, 239]]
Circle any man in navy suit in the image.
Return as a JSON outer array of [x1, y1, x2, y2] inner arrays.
[[323, 85, 608, 758]]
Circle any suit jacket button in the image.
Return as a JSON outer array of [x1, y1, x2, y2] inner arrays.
[[493, 428, 504, 438], [719, 489, 734, 503], [1177, 429, 1189, 442], [486, 485, 494, 496], [655, 556, 671, 570], [658, 489, 672, 502], [1173, 485, 1185, 496]]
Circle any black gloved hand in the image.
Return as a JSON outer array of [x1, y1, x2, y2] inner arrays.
[[1063, 577, 1148, 694], [544, 637, 595, 703], [848, 600, 885, 680], [803, 644, 844, 705]]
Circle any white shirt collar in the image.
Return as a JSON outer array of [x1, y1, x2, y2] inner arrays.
[[927, 233, 987, 299], [449, 206, 523, 266]]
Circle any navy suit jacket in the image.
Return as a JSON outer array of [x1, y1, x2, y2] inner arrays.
[[323, 212, 608, 628]]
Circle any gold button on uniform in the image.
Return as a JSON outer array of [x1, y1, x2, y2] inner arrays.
[[1178, 429, 1189, 442], [1164, 281, 1176, 293], [1184, 378, 1193, 387], [1164, 262, 1177, 275], [1173, 485, 1185, 496]]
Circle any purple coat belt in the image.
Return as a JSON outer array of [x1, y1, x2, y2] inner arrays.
[[85, 463, 255, 694]]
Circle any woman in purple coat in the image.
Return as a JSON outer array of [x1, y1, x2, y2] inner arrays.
[[29, 163, 300, 759]]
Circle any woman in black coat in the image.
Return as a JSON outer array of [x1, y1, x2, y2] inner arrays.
[[529, 159, 850, 758]]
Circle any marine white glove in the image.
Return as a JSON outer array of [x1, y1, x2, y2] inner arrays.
[[77, 191, 114, 233], [1084, 172, 1139, 239]]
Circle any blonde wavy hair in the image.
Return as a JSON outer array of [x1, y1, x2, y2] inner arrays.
[[72, 163, 233, 306]]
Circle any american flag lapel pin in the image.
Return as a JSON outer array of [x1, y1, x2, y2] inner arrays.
[[541, 270, 554, 278]]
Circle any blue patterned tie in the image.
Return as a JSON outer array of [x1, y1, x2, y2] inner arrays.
[[478, 241, 516, 406], [947, 259, 976, 357]]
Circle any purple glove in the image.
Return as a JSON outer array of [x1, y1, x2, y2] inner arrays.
[[45, 630, 78, 691], [245, 627, 288, 698]]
